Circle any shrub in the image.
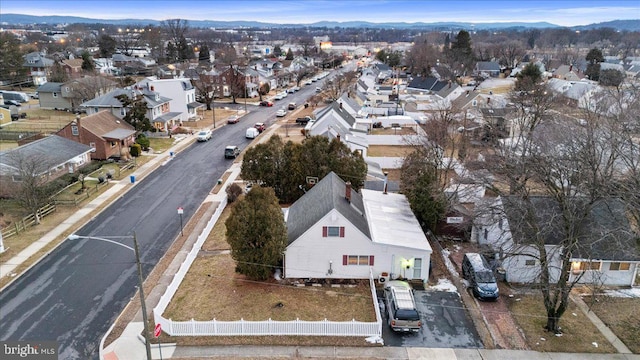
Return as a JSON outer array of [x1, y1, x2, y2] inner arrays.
[[136, 134, 150, 151], [226, 183, 243, 203], [130, 143, 142, 157]]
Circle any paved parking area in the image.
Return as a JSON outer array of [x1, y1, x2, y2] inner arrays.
[[381, 289, 483, 348]]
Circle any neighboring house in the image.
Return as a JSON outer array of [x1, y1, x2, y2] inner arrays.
[[56, 111, 136, 160], [473, 196, 640, 286], [552, 65, 582, 81], [38, 77, 118, 111], [474, 61, 501, 77], [37, 82, 73, 110], [0, 106, 11, 126], [0, 135, 92, 197], [137, 77, 204, 122], [61, 58, 84, 79], [23, 52, 54, 86], [80, 86, 180, 133], [308, 101, 357, 138], [284, 172, 432, 282]]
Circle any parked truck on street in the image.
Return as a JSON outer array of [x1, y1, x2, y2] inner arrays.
[[295, 116, 312, 125]]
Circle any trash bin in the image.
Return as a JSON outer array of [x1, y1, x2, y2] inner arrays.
[[496, 267, 506, 282], [217, 178, 223, 185], [130, 175, 136, 184], [304, 103, 309, 108], [170, 151, 174, 157]]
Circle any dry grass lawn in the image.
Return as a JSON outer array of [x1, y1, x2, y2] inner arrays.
[[367, 145, 414, 157], [508, 294, 616, 353], [163, 203, 376, 324], [583, 296, 640, 353]]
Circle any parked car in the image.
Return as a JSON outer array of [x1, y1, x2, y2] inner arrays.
[[383, 281, 421, 332], [254, 122, 266, 133], [296, 116, 312, 125], [287, 88, 296, 94], [276, 109, 287, 117], [196, 129, 212, 142], [287, 102, 296, 110], [462, 253, 499, 301], [4, 100, 21, 107], [245, 127, 259, 139], [259, 100, 273, 107], [315, 87, 322, 93], [224, 145, 240, 159], [227, 115, 240, 124], [303, 80, 313, 86]]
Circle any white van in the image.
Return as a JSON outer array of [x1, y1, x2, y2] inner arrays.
[[245, 127, 259, 139]]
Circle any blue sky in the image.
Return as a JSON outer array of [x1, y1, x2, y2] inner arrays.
[[3, 0, 639, 26]]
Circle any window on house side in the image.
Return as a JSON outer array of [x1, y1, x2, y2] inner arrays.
[[579, 261, 601, 271], [71, 125, 79, 135], [525, 259, 535, 266], [610, 262, 630, 271]]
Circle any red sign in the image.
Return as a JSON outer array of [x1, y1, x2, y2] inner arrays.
[[154, 323, 162, 337]]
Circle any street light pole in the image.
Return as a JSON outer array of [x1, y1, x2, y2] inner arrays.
[[68, 233, 153, 360]]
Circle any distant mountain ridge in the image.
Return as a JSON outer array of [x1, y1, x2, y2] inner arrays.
[[2, 14, 639, 31]]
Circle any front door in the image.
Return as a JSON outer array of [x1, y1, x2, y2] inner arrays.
[[413, 258, 422, 279]]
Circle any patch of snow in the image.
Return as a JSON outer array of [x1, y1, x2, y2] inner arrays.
[[603, 288, 640, 298], [453, 244, 461, 251], [429, 278, 458, 293], [441, 249, 460, 277], [365, 335, 384, 345], [540, 337, 546, 341], [555, 333, 563, 337], [572, 312, 577, 316], [592, 342, 598, 347]]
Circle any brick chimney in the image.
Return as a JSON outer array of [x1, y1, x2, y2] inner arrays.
[[345, 181, 352, 203]]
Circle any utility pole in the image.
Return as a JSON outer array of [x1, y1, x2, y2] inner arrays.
[[133, 232, 153, 360]]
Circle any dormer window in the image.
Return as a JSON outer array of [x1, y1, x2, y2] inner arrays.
[[71, 125, 79, 135]]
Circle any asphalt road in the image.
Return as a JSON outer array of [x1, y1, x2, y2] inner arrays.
[[0, 66, 348, 359]]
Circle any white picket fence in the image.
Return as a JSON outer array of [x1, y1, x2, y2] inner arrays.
[[153, 197, 382, 337]]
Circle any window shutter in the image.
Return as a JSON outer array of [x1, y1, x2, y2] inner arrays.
[[369, 256, 375, 266], [339, 226, 345, 237], [322, 226, 328, 237], [343, 255, 348, 265]]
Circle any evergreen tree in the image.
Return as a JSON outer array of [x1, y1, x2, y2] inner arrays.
[[225, 186, 287, 280], [198, 44, 210, 63], [115, 94, 152, 132], [515, 62, 542, 91], [400, 150, 446, 231], [81, 51, 95, 72], [273, 44, 282, 57], [585, 48, 604, 81], [97, 34, 117, 58], [285, 48, 294, 60]]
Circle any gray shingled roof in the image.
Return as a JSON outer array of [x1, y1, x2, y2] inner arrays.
[[502, 196, 640, 261], [286, 172, 369, 245], [0, 135, 92, 175], [37, 82, 63, 92]]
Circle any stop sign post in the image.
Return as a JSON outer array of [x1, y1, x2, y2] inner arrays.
[[154, 323, 163, 359]]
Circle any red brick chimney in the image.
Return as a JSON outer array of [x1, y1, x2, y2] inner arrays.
[[345, 181, 351, 203]]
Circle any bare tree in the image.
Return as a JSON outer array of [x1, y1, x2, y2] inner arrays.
[[477, 80, 638, 334], [323, 70, 357, 101], [66, 76, 117, 110], [498, 40, 525, 69], [5, 152, 56, 225]]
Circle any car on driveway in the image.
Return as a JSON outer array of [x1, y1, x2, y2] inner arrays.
[[224, 145, 240, 159], [287, 102, 296, 110], [227, 115, 240, 124], [259, 100, 273, 107], [254, 122, 266, 133], [196, 129, 212, 142], [276, 109, 287, 117]]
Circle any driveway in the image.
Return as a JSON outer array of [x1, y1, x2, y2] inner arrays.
[[381, 288, 483, 348]]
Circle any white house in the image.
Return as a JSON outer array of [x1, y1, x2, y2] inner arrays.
[[472, 196, 640, 286], [284, 172, 432, 282], [137, 77, 204, 122]]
